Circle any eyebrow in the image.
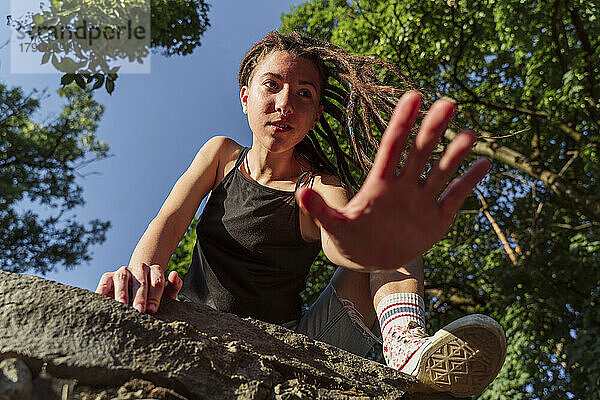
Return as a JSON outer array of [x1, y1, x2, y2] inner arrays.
[[260, 72, 319, 92]]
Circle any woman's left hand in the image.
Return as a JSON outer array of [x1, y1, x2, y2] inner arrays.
[[296, 91, 490, 271]]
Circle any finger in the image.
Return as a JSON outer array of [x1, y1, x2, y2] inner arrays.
[[439, 157, 491, 216], [95, 272, 114, 297], [424, 130, 477, 195], [147, 264, 166, 313], [113, 266, 130, 305], [296, 187, 347, 233], [164, 271, 183, 300], [402, 98, 456, 182], [131, 263, 149, 313], [369, 91, 422, 180]]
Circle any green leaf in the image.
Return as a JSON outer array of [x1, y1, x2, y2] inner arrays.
[[46, 17, 60, 26], [92, 75, 105, 90], [74, 74, 86, 89], [32, 14, 45, 25], [60, 73, 75, 85], [51, 55, 61, 70], [41, 52, 51, 65], [105, 78, 115, 95], [50, 0, 63, 10], [58, 57, 87, 73]]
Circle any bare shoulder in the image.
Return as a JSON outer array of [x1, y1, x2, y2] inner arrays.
[[197, 136, 245, 190], [193, 136, 242, 171], [311, 173, 349, 208], [198, 136, 241, 162]]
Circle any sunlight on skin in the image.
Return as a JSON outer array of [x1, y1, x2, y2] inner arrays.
[[296, 91, 491, 272]]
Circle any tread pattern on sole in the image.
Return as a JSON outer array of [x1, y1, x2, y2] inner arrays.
[[419, 325, 505, 397], [426, 337, 489, 391]]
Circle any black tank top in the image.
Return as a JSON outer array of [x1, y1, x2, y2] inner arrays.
[[181, 147, 322, 324]]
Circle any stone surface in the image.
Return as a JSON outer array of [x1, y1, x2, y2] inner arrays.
[[0, 271, 457, 399], [0, 358, 33, 399]]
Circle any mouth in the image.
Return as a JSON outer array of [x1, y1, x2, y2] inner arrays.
[[267, 121, 292, 132]]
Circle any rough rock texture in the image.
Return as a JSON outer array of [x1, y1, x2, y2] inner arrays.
[[0, 271, 457, 399]]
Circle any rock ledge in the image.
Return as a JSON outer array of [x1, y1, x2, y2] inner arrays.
[[0, 271, 456, 399]]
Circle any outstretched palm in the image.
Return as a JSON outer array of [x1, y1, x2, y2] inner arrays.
[[296, 91, 490, 271]]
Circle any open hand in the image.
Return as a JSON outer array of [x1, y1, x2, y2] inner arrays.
[[296, 91, 490, 271], [95, 263, 183, 313]]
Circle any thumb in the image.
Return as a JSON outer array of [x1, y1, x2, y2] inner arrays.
[[164, 271, 183, 300], [296, 187, 346, 231]]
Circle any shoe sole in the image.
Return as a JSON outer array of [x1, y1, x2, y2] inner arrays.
[[409, 314, 507, 397]]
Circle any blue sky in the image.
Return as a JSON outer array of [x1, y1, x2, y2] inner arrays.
[[0, 1, 303, 291]]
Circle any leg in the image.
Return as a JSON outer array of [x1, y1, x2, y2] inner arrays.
[[370, 258, 424, 308], [370, 259, 507, 397], [331, 261, 506, 397], [330, 258, 424, 331], [294, 267, 380, 358], [330, 266, 376, 329]]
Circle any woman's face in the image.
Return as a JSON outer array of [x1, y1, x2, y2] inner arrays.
[[240, 50, 323, 154]]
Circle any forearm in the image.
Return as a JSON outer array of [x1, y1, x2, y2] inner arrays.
[[322, 233, 385, 272], [323, 231, 424, 276], [323, 244, 363, 272], [128, 217, 182, 273], [126, 137, 228, 272]]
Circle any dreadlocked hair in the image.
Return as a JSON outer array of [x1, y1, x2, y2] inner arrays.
[[239, 30, 418, 194]]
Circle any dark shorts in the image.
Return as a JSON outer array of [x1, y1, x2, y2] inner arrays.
[[280, 282, 382, 358]]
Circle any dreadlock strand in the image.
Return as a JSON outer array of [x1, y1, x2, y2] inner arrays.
[[323, 86, 346, 107], [357, 96, 381, 150], [321, 98, 347, 127], [317, 115, 360, 181], [314, 125, 357, 191], [304, 132, 338, 173]]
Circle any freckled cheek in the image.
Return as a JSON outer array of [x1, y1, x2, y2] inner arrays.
[[247, 90, 271, 108], [247, 100, 271, 122]]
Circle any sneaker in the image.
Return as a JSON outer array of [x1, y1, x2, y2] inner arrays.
[[390, 314, 507, 397]]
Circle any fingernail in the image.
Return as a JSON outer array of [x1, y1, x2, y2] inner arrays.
[[135, 304, 144, 312], [147, 304, 156, 313], [440, 96, 456, 104]]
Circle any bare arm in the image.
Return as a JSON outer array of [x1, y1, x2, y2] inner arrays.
[[308, 176, 360, 270], [128, 135, 230, 270], [96, 135, 236, 312]]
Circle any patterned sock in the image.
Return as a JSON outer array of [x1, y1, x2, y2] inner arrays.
[[376, 292, 428, 370]]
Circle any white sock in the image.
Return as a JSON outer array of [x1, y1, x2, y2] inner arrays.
[[376, 292, 427, 369]]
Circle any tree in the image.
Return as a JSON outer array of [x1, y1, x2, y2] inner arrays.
[[9, 0, 210, 94], [2, 0, 211, 273], [166, 216, 198, 279], [0, 83, 110, 274], [151, 0, 210, 57], [278, 0, 600, 398]]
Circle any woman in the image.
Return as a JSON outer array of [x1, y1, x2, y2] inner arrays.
[[96, 31, 506, 396]]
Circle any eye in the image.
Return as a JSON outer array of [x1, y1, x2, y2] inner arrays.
[[298, 89, 313, 98], [264, 80, 279, 90]]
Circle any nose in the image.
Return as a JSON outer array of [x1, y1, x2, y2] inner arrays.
[[275, 85, 293, 117]]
